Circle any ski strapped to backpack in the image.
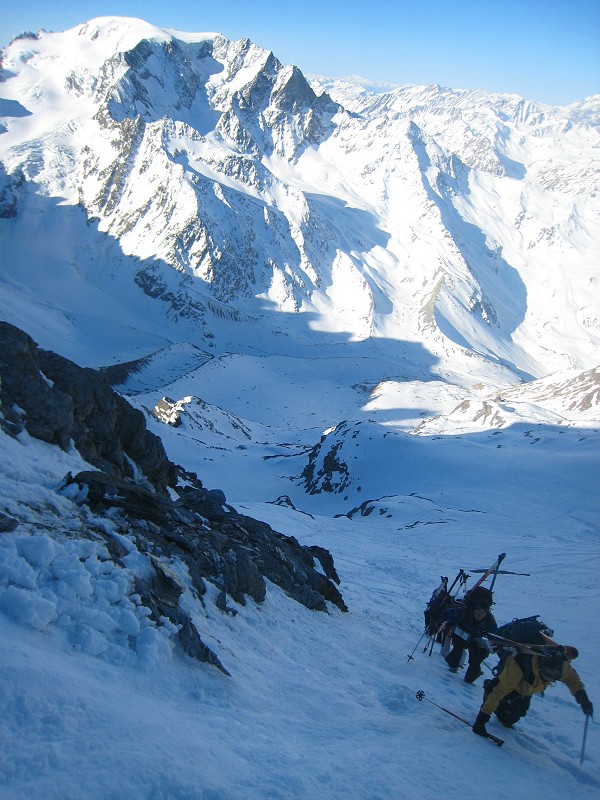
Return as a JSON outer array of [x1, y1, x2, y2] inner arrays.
[[408, 569, 469, 661], [469, 552, 506, 593], [485, 626, 579, 682], [484, 616, 556, 674], [486, 631, 577, 659], [470, 569, 530, 577], [493, 615, 553, 647], [423, 569, 469, 636]]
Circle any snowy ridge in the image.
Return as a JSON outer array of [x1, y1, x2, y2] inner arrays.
[[100, 342, 214, 394], [0, 16, 599, 799], [0, 16, 599, 379], [414, 367, 600, 434]]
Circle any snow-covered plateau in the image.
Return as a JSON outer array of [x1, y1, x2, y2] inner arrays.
[[0, 16, 599, 800]]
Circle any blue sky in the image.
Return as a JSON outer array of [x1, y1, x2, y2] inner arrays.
[[1, 0, 598, 105]]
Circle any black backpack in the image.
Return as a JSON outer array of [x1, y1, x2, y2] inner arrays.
[[492, 615, 553, 675], [423, 569, 469, 636], [496, 615, 553, 645], [424, 577, 458, 635]]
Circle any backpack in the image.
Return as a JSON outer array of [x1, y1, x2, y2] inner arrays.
[[496, 615, 553, 645], [492, 615, 553, 676], [424, 577, 457, 635], [424, 578, 447, 633]]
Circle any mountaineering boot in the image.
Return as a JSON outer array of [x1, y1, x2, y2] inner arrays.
[[464, 664, 483, 684], [472, 711, 490, 737], [445, 647, 462, 673]]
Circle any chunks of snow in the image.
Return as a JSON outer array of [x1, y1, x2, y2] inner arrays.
[[0, 530, 175, 665], [0, 585, 57, 630]]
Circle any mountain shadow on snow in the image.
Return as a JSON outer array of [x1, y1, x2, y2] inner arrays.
[[0, 321, 347, 673]]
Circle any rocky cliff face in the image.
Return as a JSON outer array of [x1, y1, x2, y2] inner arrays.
[[1, 17, 598, 379], [0, 321, 177, 491], [0, 321, 347, 672]]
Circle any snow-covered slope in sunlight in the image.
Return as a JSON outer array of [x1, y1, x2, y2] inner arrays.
[[0, 17, 599, 800], [1, 393, 599, 800], [1, 17, 599, 380]]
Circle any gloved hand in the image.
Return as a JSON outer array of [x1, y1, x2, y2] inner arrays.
[[426, 618, 442, 636], [575, 689, 593, 716], [472, 711, 491, 736]]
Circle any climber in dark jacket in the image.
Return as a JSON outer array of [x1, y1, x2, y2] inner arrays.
[[440, 586, 497, 683]]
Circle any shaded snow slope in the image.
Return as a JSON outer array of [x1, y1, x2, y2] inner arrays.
[[0, 16, 599, 380], [0, 17, 599, 800], [1, 406, 599, 799]]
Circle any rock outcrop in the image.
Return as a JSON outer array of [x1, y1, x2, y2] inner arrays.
[[0, 321, 347, 673]]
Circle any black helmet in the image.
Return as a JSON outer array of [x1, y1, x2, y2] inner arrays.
[[466, 586, 493, 609]]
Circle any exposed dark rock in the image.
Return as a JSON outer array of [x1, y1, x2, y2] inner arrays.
[[134, 557, 230, 675], [0, 321, 177, 493], [0, 511, 19, 532], [301, 422, 352, 494], [67, 470, 170, 524], [308, 545, 341, 584], [61, 462, 348, 668], [0, 321, 347, 672], [0, 163, 24, 218]]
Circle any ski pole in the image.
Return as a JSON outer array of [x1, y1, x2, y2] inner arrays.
[[447, 568, 466, 596], [427, 632, 436, 657], [407, 629, 428, 661], [580, 713, 591, 765], [415, 690, 504, 747], [423, 621, 445, 655]]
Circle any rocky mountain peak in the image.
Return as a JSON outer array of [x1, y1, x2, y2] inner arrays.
[[0, 16, 598, 381]]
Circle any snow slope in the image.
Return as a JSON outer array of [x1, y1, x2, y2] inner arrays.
[[0, 406, 599, 799], [0, 16, 599, 800], [0, 17, 599, 379]]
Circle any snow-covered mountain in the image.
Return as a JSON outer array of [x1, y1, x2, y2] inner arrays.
[[1, 16, 598, 381], [0, 17, 599, 800]]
